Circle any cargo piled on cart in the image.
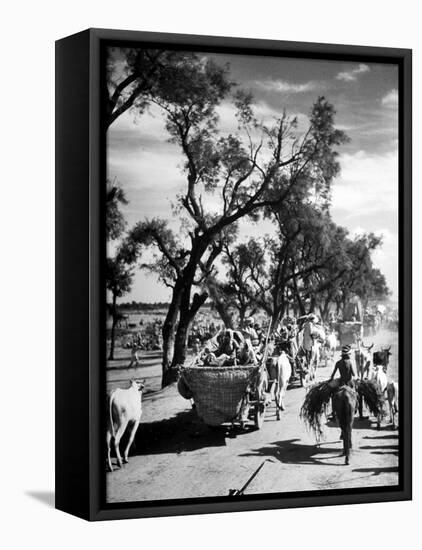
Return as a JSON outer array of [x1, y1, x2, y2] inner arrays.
[[177, 328, 273, 429]]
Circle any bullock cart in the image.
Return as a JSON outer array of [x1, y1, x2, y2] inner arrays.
[[337, 321, 363, 347], [178, 363, 269, 429]]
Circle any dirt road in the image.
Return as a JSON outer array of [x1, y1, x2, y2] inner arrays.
[[106, 328, 399, 503]]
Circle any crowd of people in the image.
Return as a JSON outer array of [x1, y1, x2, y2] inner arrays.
[[117, 303, 397, 370], [197, 318, 264, 367]]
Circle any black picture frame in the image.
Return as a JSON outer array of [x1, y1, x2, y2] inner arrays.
[[55, 28, 412, 521]]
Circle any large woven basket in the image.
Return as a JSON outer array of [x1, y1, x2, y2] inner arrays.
[[179, 365, 259, 426]]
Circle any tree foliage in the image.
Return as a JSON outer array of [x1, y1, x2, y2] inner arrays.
[[107, 48, 389, 384], [106, 180, 128, 240]]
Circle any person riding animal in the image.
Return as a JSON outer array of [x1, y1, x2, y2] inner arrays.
[[329, 345, 357, 389], [328, 345, 357, 421]]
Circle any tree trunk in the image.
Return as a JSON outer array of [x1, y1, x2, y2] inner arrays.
[[307, 296, 316, 315], [214, 303, 234, 329], [206, 281, 234, 328], [161, 289, 182, 387], [271, 302, 285, 330], [172, 319, 190, 367], [172, 290, 208, 368], [161, 237, 214, 386], [292, 277, 306, 315], [239, 305, 247, 327], [108, 292, 118, 361]]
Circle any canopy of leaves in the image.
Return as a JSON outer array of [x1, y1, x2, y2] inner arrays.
[[106, 180, 128, 241]]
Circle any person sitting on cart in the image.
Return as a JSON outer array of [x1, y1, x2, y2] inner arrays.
[[254, 322, 264, 344], [218, 330, 241, 356], [201, 346, 227, 366], [238, 339, 258, 365], [242, 317, 260, 347]]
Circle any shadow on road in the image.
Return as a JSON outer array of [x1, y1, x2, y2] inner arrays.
[[371, 450, 399, 457], [363, 434, 398, 440], [130, 410, 228, 455], [352, 466, 398, 476], [326, 417, 378, 431], [359, 445, 398, 451], [239, 438, 342, 466]]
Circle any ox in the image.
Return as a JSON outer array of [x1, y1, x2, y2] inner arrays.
[[324, 330, 338, 366], [309, 335, 324, 380], [370, 365, 388, 429], [107, 379, 145, 472], [387, 381, 399, 429], [373, 346, 392, 373], [354, 342, 374, 379], [266, 351, 292, 420]]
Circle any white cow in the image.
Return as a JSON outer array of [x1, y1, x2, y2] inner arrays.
[[309, 337, 323, 380], [370, 365, 388, 429], [324, 330, 338, 366], [387, 381, 399, 429], [354, 342, 374, 379], [107, 379, 145, 472], [266, 351, 291, 419]]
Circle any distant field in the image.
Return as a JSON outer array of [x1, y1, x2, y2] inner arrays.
[[106, 307, 223, 331]]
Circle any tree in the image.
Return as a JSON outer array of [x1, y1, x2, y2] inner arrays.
[[105, 49, 214, 129], [219, 239, 265, 324], [217, 205, 338, 326], [124, 59, 349, 385], [105, 179, 134, 359], [289, 229, 390, 320], [106, 180, 128, 240], [205, 276, 236, 329], [106, 253, 134, 360]]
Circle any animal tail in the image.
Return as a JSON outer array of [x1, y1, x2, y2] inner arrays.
[[109, 391, 116, 439]]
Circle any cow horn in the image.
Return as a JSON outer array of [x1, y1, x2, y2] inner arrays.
[[383, 345, 392, 352]]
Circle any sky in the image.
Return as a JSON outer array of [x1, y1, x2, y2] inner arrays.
[[107, 50, 399, 303]]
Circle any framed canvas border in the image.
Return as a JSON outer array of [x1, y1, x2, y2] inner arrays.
[[55, 28, 412, 521]]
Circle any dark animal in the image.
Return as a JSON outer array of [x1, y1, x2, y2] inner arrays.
[[301, 380, 384, 466], [373, 346, 392, 373], [332, 385, 357, 465]]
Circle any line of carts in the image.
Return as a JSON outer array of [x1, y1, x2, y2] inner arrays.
[[177, 321, 363, 430]]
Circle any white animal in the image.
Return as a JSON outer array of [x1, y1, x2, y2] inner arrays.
[[324, 331, 338, 366], [266, 351, 291, 419], [309, 338, 322, 379], [107, 379, 145, 471], [387, 381, 399, 429], [370, 365, 388, 429], [354, 342, 374, 379]]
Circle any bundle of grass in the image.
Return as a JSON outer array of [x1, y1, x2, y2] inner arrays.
[[300, 381, 333, 441], [355, 379, 385, 418]]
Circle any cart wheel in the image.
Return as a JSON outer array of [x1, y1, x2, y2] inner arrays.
[[254, 401, 266, 429]]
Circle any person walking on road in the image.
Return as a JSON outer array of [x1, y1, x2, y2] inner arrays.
[[128, 340, 141, 368]]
